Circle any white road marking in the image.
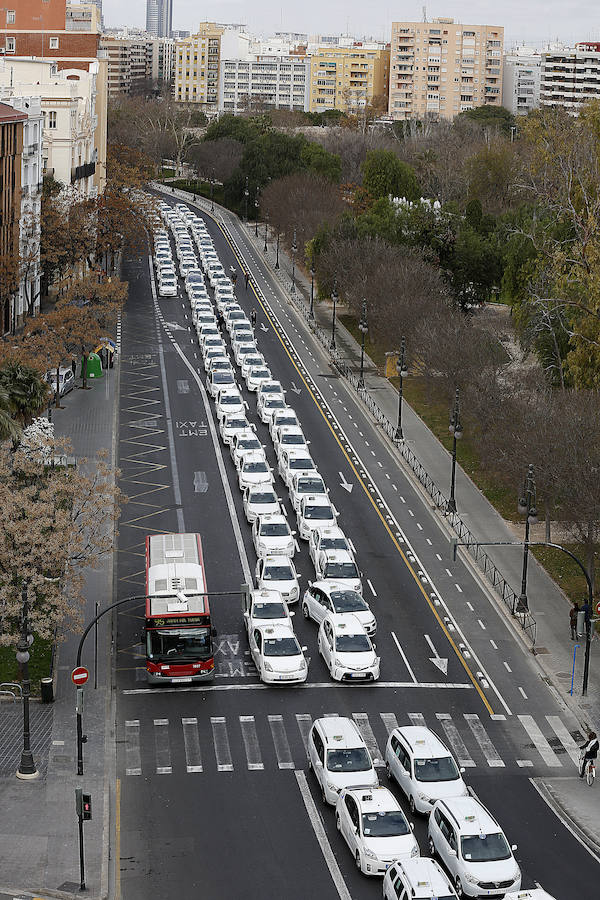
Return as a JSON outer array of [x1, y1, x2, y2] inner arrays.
[[408, 509, 414, 517], [426, 538, 432, 545], [380, 712, 400, 735], [416, 523, 423, 530], [352, 713, 384, 766], [503, 661, 512, 672], [367, 578, 377, 597], [490, 639, 498, 650], [518, 715, 561, 767], [466, 602, 474, 611], [519, 687, 528, 700], [477, 619, 486, 630], [436, 713, 475, 767], [211, 716, 234, 771], [546, 716, 580, 767], [455, 584, 463, 593], [517, 760, 534, 767], [122, 679, 474, 695], [391, 631, 417, 683], [125, 720, 141, 776], [408, 712, 426, 727], [295, 771, 353, 900], [445, 568, 453, 577], [269, 714, 295, 769], [153, 718, 172, 774], [436, 553, 442, 560], [240, 715, 264, 770], [295, 713, 312, 755], [182, 717, 203, 772], [464, 714, 505, 767]]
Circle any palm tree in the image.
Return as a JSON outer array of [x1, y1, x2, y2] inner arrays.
[[0, 384, 21, 441], [0, 363, 49, 428]]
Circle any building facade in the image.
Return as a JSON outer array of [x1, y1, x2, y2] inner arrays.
[[389, 18, 504, 120], [0, 102, 26, 334], [149, 37, 176, 87], [2, 0, 100, 67], [220, 57, 310, 113], [540, 43, 600, 115], [145, 0, 172, 39], [174, 23, 224, 107], [0, 58, 100, 199], [100, 36, 152, 97], [308, 45, 390, 113], [502, 49, 541, 115]]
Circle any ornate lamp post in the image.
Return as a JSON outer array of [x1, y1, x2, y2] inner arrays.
[[254, 187, 260, 237], [447, 388, 463, 513], [329, 278, 338, 350], [16, 583, 37, 780], [275, 231, 280, 269], [309, 266, 316, 319], [358, 299, 368, 388], [264, 213, 269, 253], [291, 228, 297, 294], [210, 167, 215, 212], [243, 176, 249, 222], [516, 464, 538, 613], [393, 337, 408, 442]]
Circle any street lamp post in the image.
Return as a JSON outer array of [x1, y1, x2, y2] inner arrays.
[[264, 214, 269, 253], [16, 583, 37, 780], [393, 337, 408, 442], [254, 188, 260, 237], [516, 464, 538, 613], [275, 231, 280, 269], [243, 176, 249, 223], [309, 267, 316, 319], [291, 228, 297, 294], [447, 387, 463, 513], [358, 299, 368, 388], [329, 278, 338, 350], [210, 167, 215, 212]]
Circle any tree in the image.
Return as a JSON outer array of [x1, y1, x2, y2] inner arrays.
[[459, 105, 516, 136], [361, 150, 421, 201], [299, 142, 341, 182], [0, 363, 49, 427], [186, 138, 244, 185], [0, 437, 123, 645], [261, 174, 344, 257]]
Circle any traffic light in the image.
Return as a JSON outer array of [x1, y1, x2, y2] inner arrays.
[[82, 793, 92, 821]]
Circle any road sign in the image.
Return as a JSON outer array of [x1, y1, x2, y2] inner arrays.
[[71, 666, 89, 686], [596, 601, 600, 616]]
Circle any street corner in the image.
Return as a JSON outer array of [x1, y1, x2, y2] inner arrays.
[[532, 775, 600, 859]]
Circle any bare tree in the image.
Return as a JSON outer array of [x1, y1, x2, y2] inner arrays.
[[261, 173, 345, 260], [186, 139, 244, 185]]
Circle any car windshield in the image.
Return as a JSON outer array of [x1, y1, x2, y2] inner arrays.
[[304, 505, 334, 520], [282, 434, 306, 446], [361, 812, 410, 838], [251, 369, 270, 379], [276, 416, 298, 427], [414, 756, 460, 782], [324, 562, 359, 579], [253, 602, 287, 619], [220, 395, 241, 406], [251, 491, 277, 504], [326, 748, 371, 772], [298, 478, 324, 493], [262, 383, 282, 394], [226, 419, 248, 430], [336, 633, 371, 652], [147, 627, 211, 662], [263, 637, 300, 657], [264, 565, 293, 581], [460, 833, 512, 863], [290, 458, 314, 470], [238, 438, 260, 450], [330, 591, 368, 613], [322, 537, 349, 551], [211, 362, 231, 371], [265, 399, 285, 410], [213, 373, 234, 383], [260, 523, 289, 537], [244, 461, 268, 473]]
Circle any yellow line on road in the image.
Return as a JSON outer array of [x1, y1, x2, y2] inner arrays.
[[220, 224, 494, 716]]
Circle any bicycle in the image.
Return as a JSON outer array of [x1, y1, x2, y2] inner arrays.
[[579, 751, 596, 786]]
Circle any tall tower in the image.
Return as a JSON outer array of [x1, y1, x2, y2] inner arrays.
[[146, 0, 172, 38]]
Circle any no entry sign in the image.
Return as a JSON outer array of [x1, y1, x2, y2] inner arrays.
[[596, 601, 600, 617], [72, 666, 89, 686]]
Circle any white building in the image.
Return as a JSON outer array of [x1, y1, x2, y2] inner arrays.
[[219, 56, 310, 113], [540, 42, 600, 115], [0, 96, 43, 324], [502, 48, 541, 115], [0, 58, 99, 199]]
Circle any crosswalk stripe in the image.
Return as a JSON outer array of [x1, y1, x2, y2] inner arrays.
[[408, 712, 426, 727], [518, 715, 561, 767], [182, 717, 202, 773], [268, 715, 295, 769], [436, 713, 475, 767], [125, 719, 142, 776], [380, 713, 399, 736], [464, 714, 504, 767], [211, 716, 233, 771], [153, 718, 172, 774], [296, 714, 312, 755], [546, 716, 580, 767], [352, 713, 384, 766], [324, 712, 339, 717], [240, 716, 264, 770]]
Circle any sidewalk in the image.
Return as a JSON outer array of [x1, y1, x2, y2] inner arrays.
[[0, 363, 118, 899]]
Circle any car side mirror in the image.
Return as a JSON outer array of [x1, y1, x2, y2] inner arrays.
[[409, 822, 414, 831], [289, 610, 295, 617], [460, 766, 466, 774], [448, 848, 457, 857], [301, 646, 308, 652], [308, 580, 313, 587], [511, 844, 518, 851]]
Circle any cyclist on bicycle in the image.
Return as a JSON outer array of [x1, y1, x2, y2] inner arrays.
[[579, 731, 599, 778]]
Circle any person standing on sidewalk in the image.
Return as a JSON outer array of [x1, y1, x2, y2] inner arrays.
[[579, 731, 599, 777], [71, 358, 77, 378], [570, 602, 579, 640]]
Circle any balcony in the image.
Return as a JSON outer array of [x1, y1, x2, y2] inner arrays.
[[71, 161, 96, 183]]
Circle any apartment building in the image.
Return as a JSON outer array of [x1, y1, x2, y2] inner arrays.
[[149, 37, 175, 86], [308, 45, 390, 113], [540, 43, 600, 115], [146, 0, 173, 39], [0, 102, 26, 334], [220, 57, 310, 113], [174, 23, 224, 108], [100, 36, 152, 97], [389, 17, 504, 120], [502, 49, 541, 115], [2, 0, 100, 66], [0, 58, 100, 199]]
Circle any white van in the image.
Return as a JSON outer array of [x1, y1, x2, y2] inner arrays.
[[307, 716, 378, 805], [383, 857, 457, 899], [385, 726, 468, 814]]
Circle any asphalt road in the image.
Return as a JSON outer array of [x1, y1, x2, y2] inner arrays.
[[114, 198, 599, 900]]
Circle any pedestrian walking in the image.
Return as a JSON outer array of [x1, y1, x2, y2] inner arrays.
[[217, 311, 225, 331], [251, 308, 257, 329], [71, 358, 77, 377], [245, 271, 250, 290], [570, 603, 579, 640]]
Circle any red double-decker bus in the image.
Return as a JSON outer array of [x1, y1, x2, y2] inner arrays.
[[144, 533, 216, 684]]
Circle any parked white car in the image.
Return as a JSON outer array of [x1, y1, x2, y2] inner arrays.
[[253, 514, 295, 558], [307, 716, 379, 806], [158, 275, 177, 297], [269, 407, 300, 440], [314, 549, 362, 593], [230, 430, 263, 468], [243, 486, 283, 524], [383, 858, 457, 900], [257, 394, 287, 424], [301, 582, 376, 635], [206, 368, 236, 398], [242, 587, 294, 638], [215, 389, 245, 425], [248, 623, 308, 684], [273, 425, 309, 459], [317, 613, 380, 682], [246, 366, 272, 393], [219, 414, 251, 446], [255, 555, 300, 605], [308, 526, 353, 568], [238, 452, 273, 492], [278, 449, 317, 490], [289, 472, 327, 514], [296, 494, 337, 540]]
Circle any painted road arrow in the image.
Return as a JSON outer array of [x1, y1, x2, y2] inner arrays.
[[339, 472, 353, 493], [165, 321, 186, 331], [260, 323, 269, 333], [290, 381, 302, 395], [425, 634, 448, 675], [194, 471, 208, 493]]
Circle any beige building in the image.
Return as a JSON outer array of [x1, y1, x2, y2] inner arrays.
[[308, 45, 390, 113], [540, 43, 600, 115], [100, 36, 152, 98], [175, 23, 224, 107], [389, 18, 504, 120]]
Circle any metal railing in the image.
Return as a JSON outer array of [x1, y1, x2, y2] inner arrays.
[[154, 182, 538, 648], [0, 682, 22, 702]]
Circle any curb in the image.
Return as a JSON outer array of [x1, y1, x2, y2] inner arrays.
[[531, 777, 600, 861]]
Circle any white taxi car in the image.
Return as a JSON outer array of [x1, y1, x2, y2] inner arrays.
[[384, 726, 468, 815], [246, 366, 273, 393], [255, 555, 300, 605], [301, 582, 376, 635], [428, 797, 521, 899], [335, 785, 419, 876], [158, 275, 177, 297], [278, 449, 317, 490], [308, 526, 353, 568], [215, 389, 245, 425], [206, 368, 236, 398], [273, 425, 310, 460], [269, 407, 300, 440], [307, 716, 379, 805], [219, 414, 250, 446], [257, 394, 287, 424], [248, 624, 308, 684], [244, 486, 283, 524], [383, 858, 457, 900], [314, 549, 362, 593], [230, 431, 263, 468], [317, 613, 380, 682], [242, 587, 294, 638], [289, 472, 328, 514], [252, 514, 295, 558], [296, 494, 337, 541], [238, 452, 273, 492], [240, 353, 265, 379]]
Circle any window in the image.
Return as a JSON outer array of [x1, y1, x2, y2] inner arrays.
[[6, 10, 15, 24], [6, 36, 15, 52], [49, 36, 59, 49], [48, 111, 57, 128]]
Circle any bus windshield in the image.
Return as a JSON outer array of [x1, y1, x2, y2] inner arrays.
[[147, 627, 212, 662]]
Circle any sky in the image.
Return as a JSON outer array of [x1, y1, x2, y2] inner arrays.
[[101, 1, 600, 49]]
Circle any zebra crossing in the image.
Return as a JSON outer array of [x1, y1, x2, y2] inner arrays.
[[121, 709, 584, 777]]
